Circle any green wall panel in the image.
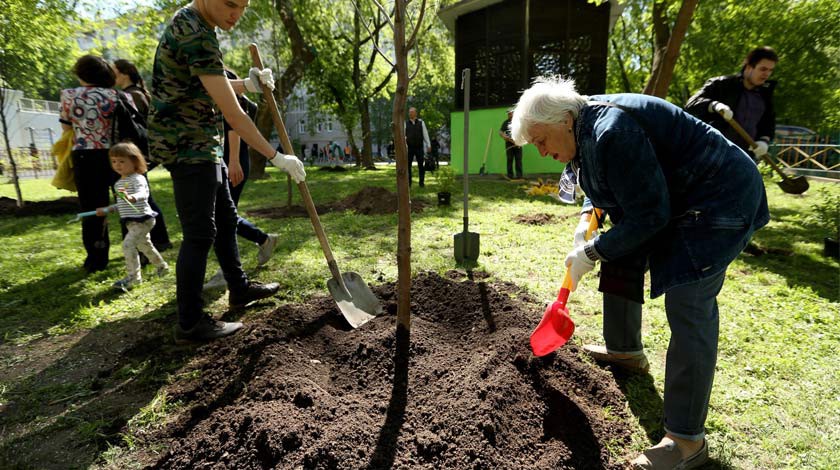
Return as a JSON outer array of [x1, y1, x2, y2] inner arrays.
[[448, 108, 567, 176]]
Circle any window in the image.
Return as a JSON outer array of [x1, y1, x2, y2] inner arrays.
[[299, 120, 306, 133], [317, 122, 323, 133], [326, 119, 333, 132]]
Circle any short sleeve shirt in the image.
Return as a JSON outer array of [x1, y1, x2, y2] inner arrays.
[[59, 87, 122, 150], [147, 6, 225, 166]]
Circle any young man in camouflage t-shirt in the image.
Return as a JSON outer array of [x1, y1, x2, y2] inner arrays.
[[148, 0, 306, 342]]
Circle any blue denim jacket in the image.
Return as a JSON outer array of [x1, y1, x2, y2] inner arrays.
[[577, 94, 769, 298]]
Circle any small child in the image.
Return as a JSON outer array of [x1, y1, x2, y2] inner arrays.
[[97, 142, 169, 291]]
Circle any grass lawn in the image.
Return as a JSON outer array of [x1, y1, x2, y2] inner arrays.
[[1, 164, 838, 468]]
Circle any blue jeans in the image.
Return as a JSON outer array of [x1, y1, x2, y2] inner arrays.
[[168, 162, 248, 328], [602, 269, 726, 441], [227, 154, 268, 246]]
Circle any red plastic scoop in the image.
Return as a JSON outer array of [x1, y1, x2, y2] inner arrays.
[[530, 209, 601, 356]]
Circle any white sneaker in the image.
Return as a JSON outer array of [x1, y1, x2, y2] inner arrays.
[[202, 268, 227, 291], [257, 234, 279, 266]]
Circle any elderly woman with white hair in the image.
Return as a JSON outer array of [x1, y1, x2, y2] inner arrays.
[[511, 76, 769, 470]]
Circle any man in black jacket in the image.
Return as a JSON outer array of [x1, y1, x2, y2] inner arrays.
[[405, 107, 431, 187], [685, 47, 778, 162]]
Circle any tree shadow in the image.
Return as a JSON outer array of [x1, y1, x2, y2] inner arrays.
[[366, 325, 409, 470], [607, 370, 735, 469], [740, 206, 839, 302], [0, 264, 134, 342], [0, 300, 196, 469]]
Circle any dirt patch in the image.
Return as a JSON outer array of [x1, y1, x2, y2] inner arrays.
[[513, 213, 557, 226], [140, 272, 635, 469], [248, 186, 427, 219], [0, 196, 79, 217]]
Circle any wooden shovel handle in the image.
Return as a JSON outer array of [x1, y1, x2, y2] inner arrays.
[[249, 43, 343, 284], [722, 115, 790, 180]]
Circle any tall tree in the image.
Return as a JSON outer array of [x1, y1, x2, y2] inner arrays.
[[0, 0, 78, 204], [607, 0, 840, 130], [642, 0, 697, 97]]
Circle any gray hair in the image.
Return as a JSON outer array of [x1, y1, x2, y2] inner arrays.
[[511, 75, 587, 146]]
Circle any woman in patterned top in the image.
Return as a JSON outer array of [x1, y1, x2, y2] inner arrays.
[[60, 54, 126, 273]]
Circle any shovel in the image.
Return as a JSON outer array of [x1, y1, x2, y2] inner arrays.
[[250, 44, 381, 328], [454, 68, 479, 264], [68, 210, 98, 224], [722, 115, 809, 195], [530, 208, 601, 356]]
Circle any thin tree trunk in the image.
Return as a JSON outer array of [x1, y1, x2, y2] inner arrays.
[[392, 0, 411, 336], [0, 92, 23, 207]]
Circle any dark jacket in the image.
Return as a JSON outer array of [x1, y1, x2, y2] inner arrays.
[[578, 94, 769, 298], [685, 74, 776, 143]]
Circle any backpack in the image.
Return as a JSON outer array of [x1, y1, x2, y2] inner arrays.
[[111, 91, 149, 156]]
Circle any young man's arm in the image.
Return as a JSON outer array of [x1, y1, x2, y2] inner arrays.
[[199, 74, 305, 182]]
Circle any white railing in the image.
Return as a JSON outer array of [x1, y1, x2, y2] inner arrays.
[[18, 98, 61, 115]]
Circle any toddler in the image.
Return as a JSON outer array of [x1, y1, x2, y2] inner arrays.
[[97, 142, 169, 290]]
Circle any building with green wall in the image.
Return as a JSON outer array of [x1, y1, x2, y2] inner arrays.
[[438, 0, 622, 175]]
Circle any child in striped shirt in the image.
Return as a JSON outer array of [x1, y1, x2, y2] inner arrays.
[[96, 142, 169, 291]]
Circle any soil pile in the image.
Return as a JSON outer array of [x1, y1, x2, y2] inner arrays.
[[0, 196, 79, 217], [147, 271, 634, 469], [247, 186, 426, 219]]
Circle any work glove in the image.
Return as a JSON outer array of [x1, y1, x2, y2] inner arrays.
[[564, 243, 598, 292], [752, 140, 769, 157], [244, 67, 275, 93], [269, 152, 306, 183], [710, 101, 733, 121], [573, 217, 598, 248]]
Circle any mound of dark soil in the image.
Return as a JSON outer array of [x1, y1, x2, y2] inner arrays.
[[513, 213, 556, 225], [146, 272, 634, 469], [248, 186, 427, 219], [0, 196, 79, 217]]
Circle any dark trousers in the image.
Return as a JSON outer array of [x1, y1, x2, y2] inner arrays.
[[169, 162, 248, 328], [227, 154, 268, 246], [407, 145, 426, 186], [72, 149, 120, 272], [506, 146, 523, 178]]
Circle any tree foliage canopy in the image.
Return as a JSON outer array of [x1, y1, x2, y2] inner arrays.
[[607, 0, 840, 131]]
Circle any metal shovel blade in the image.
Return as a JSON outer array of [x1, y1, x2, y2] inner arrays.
[[777, 176, 809, 195], [326, 272, 382, 329], [530, 295, 576, 357], [454, 230, 480, 264]]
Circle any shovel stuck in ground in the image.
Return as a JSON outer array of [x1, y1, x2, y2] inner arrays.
[[250, 44, 381, 328], [722, 115, 808, 195], [454, 68, 479, 264], [530, 209, 601, 356]]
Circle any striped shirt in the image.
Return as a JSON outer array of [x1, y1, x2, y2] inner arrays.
[[108, 174, 157, 221]]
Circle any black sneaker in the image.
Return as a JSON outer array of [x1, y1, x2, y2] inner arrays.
[[174, 315, 243, 344], [229, 281, 280, 310]]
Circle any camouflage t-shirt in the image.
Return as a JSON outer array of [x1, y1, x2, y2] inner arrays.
[[148, 6, 225, 166]]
